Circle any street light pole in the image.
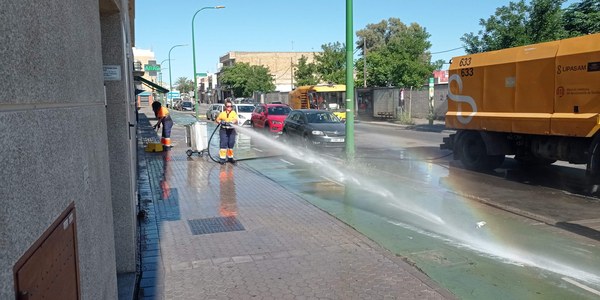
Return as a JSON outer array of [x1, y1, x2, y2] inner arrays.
[[192, 5, 225, 119], [345, 0, 355, 161], [168, 44, 187, 107], [159, 59, 170, 105], [159, 59, 170, 83]]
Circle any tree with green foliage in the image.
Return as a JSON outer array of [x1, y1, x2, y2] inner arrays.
[[354, 18, 440, 88], [563, 0, 600, 36], [355, 51, 393, 87], [294, 55, 318, 87], [355, 19, 388, 55], [175, 77, 194, 93], [220, 62, 275, 97], [528, 0, 567, 42], [313, 42, 346, 84], [461, 0, 567, 54]]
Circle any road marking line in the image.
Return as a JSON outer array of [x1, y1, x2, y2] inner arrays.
[[252, 147, 264, 152], [279, 159, 294, 165], [562, 277, 600, 296]]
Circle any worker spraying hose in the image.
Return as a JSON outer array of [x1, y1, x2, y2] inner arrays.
[[215, 100, 238, 164], [205, 116, 284, 164]]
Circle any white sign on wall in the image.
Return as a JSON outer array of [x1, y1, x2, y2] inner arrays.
[[103, 65, 121, 81]]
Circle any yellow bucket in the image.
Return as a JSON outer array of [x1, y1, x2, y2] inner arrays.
[[145, 142, 164, 152]]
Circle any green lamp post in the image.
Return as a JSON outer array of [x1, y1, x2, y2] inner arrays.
[[168, 44, 187, 107], [192, 5, 225, 119], [159, 58, 170, 105], [345, 0, 355, 161]]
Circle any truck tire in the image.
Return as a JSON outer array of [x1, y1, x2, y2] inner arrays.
[[586, 134, 600, 177], [457, 131, 504, 171]]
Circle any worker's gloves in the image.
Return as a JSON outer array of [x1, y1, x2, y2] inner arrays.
[[220, 120, 226, 125]]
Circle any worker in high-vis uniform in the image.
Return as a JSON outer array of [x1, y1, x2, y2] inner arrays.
[[215, 100, 238, 164], [152, 101, 174, 148]]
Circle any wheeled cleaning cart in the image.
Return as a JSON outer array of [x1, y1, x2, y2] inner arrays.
[[185, 121, 208, 157]]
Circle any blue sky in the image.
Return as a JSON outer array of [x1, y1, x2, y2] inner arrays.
[[135, 0, 576, 82]]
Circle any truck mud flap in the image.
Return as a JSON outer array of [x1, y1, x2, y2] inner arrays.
[[440, 134, 455, 150]]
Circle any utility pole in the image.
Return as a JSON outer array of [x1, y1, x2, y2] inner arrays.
[[363, 38, 367, 88], [290, 57, 294, 91], [428, 78, 434, 125], [409, 86, 413, 119]]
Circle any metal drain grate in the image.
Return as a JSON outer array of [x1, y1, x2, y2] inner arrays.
[[188, 216, 245, 235]]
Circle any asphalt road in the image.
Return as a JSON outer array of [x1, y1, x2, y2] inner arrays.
[[356, 122, 600, 225]]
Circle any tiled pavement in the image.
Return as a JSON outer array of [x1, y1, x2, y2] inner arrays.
[[135, 106, 455, 300]]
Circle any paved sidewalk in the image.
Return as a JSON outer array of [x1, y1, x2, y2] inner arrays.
[[135, 105, 455, 299]]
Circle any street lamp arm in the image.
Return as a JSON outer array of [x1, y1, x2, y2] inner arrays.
[[167, 44, 187, 106], [159, 58, 170, 71], [192, 6, 225, 23], [192, 5, 225, 118]]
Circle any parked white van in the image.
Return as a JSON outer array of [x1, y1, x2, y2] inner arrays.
[[234, 104, 255, 127]]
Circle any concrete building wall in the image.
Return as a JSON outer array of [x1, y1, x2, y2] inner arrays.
[[0, 0, 137, 298], [219, 52, 316, 92], [262, 92, 290, 105], [405, 84, 449, 120], [356, 85, 449, 120], [101, 11, 138, 274], [198, 73, 218, 103]]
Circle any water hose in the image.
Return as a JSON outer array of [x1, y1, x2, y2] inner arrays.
[[206, 122, 283, 164], [207, 123, 221, 163]]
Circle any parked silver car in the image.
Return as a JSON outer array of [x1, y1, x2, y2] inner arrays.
[[181, 101, 194, 111], [172, 100, 182, 110], [206, 103, 224, 121]]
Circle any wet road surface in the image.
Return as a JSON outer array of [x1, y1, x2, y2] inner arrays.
[[243, 155, 600, 299]]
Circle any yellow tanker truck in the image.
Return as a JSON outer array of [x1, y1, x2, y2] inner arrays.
[[441, 33, 600, 175], [289, 84, 347, 120]]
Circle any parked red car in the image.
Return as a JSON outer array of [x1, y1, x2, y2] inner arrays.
[[250, 104, 292, 135]]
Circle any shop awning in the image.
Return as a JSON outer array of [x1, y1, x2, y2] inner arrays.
[[134, 76, 169, 94]]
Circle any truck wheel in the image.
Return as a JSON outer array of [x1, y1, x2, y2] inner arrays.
[[457, 131, 504, 171], [587, 134, 600, 177]]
